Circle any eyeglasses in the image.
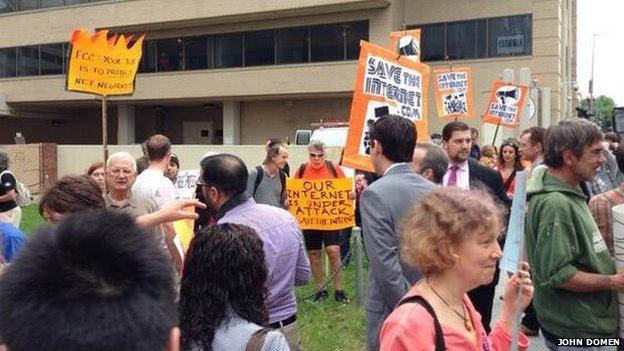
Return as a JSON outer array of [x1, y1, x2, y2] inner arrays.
[[309, 153, 325, 159], [108, 169, 134, 176], [196, 180, 212, 188]]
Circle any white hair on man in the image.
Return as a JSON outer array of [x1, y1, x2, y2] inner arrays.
[[107, 152, 137, 172], [307, 140, 327, 153]]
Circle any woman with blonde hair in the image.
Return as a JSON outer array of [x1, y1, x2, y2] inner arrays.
[[380, 187, 533, 350]]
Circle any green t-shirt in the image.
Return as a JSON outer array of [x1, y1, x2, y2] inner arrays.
[[526, 169, 617, 338]]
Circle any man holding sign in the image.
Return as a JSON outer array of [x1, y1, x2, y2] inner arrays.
[[293, 140, 352, 304]]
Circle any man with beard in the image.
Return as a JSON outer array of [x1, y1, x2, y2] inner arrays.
[[441, 121, 508, 332], [197, 153, 310, 351]]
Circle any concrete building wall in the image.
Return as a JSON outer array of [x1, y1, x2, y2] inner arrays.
[[240, 98, 351, 144], [0, 0, 576, 145]]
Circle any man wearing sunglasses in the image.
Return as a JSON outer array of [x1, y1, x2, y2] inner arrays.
[[294, 140, 350, 304]]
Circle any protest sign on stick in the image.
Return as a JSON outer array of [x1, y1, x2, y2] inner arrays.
[[389, 29, 421, 62], [499, 171, 528, 351], [342, 40, 429, 172], [482, 80, 529, 128], [433, 67, 474, 120], [287, 178, 355, 230], [67, 29, 145, 164]]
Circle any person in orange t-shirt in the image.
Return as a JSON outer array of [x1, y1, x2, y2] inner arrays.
[[294, 140, 349, 303]]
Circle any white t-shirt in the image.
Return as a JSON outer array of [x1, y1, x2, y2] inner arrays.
[[132, 168, 176, 210]]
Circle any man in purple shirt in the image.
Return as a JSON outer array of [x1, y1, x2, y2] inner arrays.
[[197, 153, 310, 351]]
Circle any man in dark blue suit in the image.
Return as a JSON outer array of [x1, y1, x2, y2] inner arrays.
[[441, 121, 510, 332]]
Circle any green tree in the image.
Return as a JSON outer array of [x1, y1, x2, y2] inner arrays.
[[579, 95, 615, 131]]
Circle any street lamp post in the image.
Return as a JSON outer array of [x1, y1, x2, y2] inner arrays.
[[589, 32, 609, 116]]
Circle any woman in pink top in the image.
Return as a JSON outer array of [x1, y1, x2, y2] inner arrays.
[[380, 187, 534, 351]]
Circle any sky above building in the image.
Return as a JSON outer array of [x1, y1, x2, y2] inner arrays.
[[577, 0, 624, 105]]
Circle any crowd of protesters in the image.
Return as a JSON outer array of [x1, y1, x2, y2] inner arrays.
[[2, 114, 624, 350]]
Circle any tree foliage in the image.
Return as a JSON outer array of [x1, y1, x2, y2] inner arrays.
[[578, 95, 615, 131]]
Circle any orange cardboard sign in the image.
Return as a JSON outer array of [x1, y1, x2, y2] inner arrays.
[[67, 29, 145, 96], [390, 29, 421, 62], [482, 80, 529, 128], [433, 67, 474, 120], [342, 41, 430, 172], [287, 178, 355, 230]]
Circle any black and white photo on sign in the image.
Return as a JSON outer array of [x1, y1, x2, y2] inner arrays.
[[443, 92, 468, 115], [495, 85, 522, 106], [397, 35, 420, 60]]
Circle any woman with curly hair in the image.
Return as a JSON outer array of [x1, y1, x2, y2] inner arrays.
[[495, 139, 524, 199], [179, 223, 289, 351], [379, 187, 534, 350]]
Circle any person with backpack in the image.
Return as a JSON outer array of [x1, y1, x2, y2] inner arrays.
[[294, 140, 350, 303], [246, 142, 289, 209], [380, 187, 533, 351], [0, 150, 23, 228]]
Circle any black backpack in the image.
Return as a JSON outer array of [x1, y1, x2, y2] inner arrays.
[[253, 166, 287, 203]]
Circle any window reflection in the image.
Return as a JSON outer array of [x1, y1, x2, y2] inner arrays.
[[40, 44, 64, 75], [17, 46, 39, 76], [215, 33, 243, 68], [277, 27, 308, 64], [245, 30, 275, 67]]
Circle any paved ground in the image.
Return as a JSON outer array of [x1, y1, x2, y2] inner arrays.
[[492, 273, 545, 351]]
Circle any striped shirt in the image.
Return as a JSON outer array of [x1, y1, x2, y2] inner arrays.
[[588, 182, 624, 256]]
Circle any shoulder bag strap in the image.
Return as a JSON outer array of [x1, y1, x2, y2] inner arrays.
[[244, 327, 272, 351], [397, 295, 446, 351]]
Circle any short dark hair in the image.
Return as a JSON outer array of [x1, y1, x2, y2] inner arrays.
[[368, 115, 416, 163], [200, 154, 248, 196], [544, 119, 603, 168], [520, 126, 547, 150], [415, 143, 449, 184], [179, 223, 268, 350], [442, 121, 470, 142], [605, 132, 621, 144], [39, 175, 105, 216], [0, 210, 177, 351], [146, 134, 171, 161]]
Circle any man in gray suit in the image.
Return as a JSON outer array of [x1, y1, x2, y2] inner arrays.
[[360, 115, 435, 351]]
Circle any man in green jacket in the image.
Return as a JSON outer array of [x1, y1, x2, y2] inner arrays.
[[526, 118, 624, 349]]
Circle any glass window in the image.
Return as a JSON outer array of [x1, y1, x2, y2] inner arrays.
[[489, 15, 531, 57], [447, 20, 486, 59], [40, 43, 64, 75], [185, 36, 211, 70], [0, 0, 17, 12], [140, 40, 157, 73], [244, 30, 275, 67], [17, 46, 39, 76], [156, 38, 183, 72], [345, 21, 368, 60], [215, 33, 243, 68], [0, 48, 17, 78], [421, 24, 445, 61], [40, 0, 62, 7], [277, 27, 308, 64], [64, 0, 89, 4], [17, 0, 37, 10], [310, 23, 343, 62]]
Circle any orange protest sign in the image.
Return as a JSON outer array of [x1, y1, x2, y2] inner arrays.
[[433, 67, 474, 120], [342, 41, 429, 172], [482, 80, 529, 128], [390, 29, 421, 62], [287, 178, 355, 230], [67, 29, 145, 96]]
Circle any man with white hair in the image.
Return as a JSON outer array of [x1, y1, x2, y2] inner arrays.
[[105, 152, 166, 254]]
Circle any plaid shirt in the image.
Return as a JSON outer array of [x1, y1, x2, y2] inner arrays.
[[588, 182, 624, 256]]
